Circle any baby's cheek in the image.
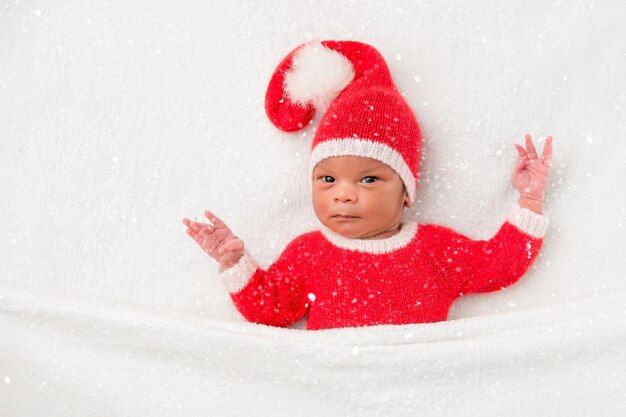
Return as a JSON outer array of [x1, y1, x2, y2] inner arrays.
[[373, 192, 403, 217], [312, 189, 328, 210], [312, 195, 328, 217]]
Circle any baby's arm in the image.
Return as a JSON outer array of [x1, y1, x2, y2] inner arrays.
[[422, 205, 548, 296], [217, 235, 312, 327], [183, 211, 310, 327], [423, 133, 553, 295]]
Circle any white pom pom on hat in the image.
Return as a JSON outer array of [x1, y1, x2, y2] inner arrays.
[[283, 41, 355, 116]]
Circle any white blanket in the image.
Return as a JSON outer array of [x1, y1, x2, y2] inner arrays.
[[1, 1, 625, 415], [2, 287, 625, 416]]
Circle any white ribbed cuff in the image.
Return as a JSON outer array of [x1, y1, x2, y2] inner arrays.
[[507, 203, 549, 238], [218, 249, 259, 294]]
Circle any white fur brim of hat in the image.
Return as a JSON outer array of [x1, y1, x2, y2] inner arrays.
[[307, 138, 416, 204]]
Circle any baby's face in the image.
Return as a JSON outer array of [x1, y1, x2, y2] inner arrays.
[[312, 156, 410, 239]]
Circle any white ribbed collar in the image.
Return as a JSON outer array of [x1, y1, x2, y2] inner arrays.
[[319, 221, 419, 254]]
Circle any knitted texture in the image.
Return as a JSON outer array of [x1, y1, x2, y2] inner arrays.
[[219, 204, 549, 330], [265, 40, 422, 204]]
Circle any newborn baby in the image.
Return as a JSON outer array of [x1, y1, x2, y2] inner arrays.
[[183, 40, 553, 330]]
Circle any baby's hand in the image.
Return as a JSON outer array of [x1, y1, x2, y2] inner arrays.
[[512, 133, 553, 201], [182, 210, 244, 269]]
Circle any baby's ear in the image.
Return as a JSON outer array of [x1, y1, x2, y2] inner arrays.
[[403, 192, 412, 208]]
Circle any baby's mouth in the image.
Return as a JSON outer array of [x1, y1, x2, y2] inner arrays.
[[333, 215, 360, 219]]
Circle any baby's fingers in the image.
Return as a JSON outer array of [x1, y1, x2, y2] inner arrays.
[[515, 143, 528, 160], [185, 227, 206, 247], [185, 224, 213, 243], [541, 136, 554, 168], [184, 219, 215, 234], [204, 210, 224, 228], [525, 133, 539, 159], [217, 238, 244, 256]]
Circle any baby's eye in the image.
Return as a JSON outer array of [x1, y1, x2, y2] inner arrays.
[[361, 176, 378, 184], [321, 176, 335, 183]]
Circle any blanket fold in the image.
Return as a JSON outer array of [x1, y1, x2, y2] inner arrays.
[[1, 287, 624, 416]]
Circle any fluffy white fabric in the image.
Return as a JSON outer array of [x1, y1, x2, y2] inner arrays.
[[284, 41, 355, 115], [1, 1, 625, 415], [1, 287, 624, 416]]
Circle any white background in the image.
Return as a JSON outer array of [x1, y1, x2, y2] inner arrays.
[[1, 2, 625, 416], [1, 0, 624, 323]]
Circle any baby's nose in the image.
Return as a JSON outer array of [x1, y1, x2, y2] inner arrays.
[[333, 184, 357, 202]]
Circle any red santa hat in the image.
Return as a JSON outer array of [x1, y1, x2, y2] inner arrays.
[[265, 40, 422, 204]]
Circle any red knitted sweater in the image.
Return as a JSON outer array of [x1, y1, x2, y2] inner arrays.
[[218, 204, 549, 330]]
